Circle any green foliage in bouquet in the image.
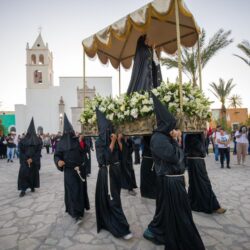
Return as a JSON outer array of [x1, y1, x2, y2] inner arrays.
[[80, 82, 212, 127]]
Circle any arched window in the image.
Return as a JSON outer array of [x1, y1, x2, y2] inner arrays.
[[34, 70, 43, 83], [39, 54, 44, 64], [31, 54, 36, 64]]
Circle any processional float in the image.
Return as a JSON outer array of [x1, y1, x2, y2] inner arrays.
[[80, 0, 209, 136]]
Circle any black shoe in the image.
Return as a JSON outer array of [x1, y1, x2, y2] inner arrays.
[[19, 191, 25, 197], [75, 217, 83, 225], [143, 229, 162, 245], [31, 188, 35, 192], [10, 160, 13, 163], [227, 166, 231, 169], [7, 159, 10, 162], [221, 165, 224, 168]]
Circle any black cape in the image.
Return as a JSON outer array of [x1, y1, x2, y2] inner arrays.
[[140, 136, 157, 199], [148, 132, 205, 250], [17, 118, 42, 191], [95, 109, 130, 237], [119, 137, 137, 190], [185, 132, 221, 213], [54, 113, 90, 218], [95, 139, 130, 237], [147, 95, 205, 249], [127, 35, 162, 94]]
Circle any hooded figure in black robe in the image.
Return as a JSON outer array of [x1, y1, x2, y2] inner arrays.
[[185, 132, 226, 214], [54, 114, 90, 223], [140, 135, 157, 199], [118, 134, 137, 194], [143, 94, 205, 250], [95, 109, 132, 239], [18, 118, 42, 197], [127, 35, 162, 94]]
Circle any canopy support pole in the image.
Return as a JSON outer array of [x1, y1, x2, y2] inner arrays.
[[174, 0, 183, 114], [118, 65, 121, 96], [83, 50, 86, 108], [197, 36, 202, 90]]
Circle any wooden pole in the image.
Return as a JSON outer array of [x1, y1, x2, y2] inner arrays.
[[83, 50, 86, 108], [197, 36, 203, 90], [174, 0, 183, 114], [118, 65, 121, 96]]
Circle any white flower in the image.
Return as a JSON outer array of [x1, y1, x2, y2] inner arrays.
[[131, 108, 138, 119], [120, 105, 125, 111], [107, 113, 114, 121]]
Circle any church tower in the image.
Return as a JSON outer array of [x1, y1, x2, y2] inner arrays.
[[26, 33, 53, 88]]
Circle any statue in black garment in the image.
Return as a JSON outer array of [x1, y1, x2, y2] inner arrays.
[[127, 35, 162, 94]]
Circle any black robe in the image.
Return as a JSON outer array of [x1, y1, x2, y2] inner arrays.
[[185, 133, 221, 213], [54, 142, 90, 218], [140, 136, 157, 199], [127, 35, 162, 94], [95, 138, 130, 238], [84, 137, 93, 174], [18, 140, 42, 191], [148, 132, 205, 250], [119, 138, 137, 190]]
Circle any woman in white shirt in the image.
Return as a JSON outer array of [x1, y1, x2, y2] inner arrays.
[[235, 126, 249, 165], [217, 128, 230, 168]]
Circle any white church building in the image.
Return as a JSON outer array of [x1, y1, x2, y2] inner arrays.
[[15, 34, 112, 135]]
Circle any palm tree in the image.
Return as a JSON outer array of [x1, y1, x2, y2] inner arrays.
[[161, 29, 233, 87], [209, 78, 236, 122], [234, 40, 250, 66], [228, 94, 243, 109]]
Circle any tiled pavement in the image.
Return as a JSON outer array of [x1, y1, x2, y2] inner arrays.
[[0, 150, 250, 250]]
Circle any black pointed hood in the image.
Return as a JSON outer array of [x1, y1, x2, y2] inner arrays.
[[151, 93, 176, 135], [56, 113, 78, 152], [63, 113, 74, 134], [96, 108, 114, 146], [184, 132, 206, 157], [21, 117, 42, 146]]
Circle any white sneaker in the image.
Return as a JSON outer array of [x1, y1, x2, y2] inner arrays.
[[123, 233, 133, 240]]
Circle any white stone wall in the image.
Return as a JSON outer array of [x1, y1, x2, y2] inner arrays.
[[15, 76, 112, 134]]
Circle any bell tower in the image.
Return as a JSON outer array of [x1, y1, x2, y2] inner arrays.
[[26, 32, 54, 89]]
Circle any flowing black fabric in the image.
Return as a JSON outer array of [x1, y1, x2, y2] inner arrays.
[[84, 137, 93, 174], [151, 93, 177, 135], [127, 35, 162, 94], [119, 138, 137, 190], [54, 145, 90, 218], [187, 159, 220, 213], [147, 131, 204, 249], [164, 176, 205, 250], [184, 132, 221, 213], [140, 136, 156, 199], [18, 142, 42, 190], [95, 140, 130, 237]]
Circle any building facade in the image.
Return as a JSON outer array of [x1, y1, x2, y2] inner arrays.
[[210, 108, 249, 130], [15, 34, 112, 135]]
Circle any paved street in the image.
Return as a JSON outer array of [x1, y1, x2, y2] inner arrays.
[[0, 149, 250, 250]]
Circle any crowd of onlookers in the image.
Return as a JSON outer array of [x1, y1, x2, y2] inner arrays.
[[203, 125, 250, 168]]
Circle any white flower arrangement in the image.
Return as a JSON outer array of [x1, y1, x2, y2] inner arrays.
[[80, 82, 212, 127]]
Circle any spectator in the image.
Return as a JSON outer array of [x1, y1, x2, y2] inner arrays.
[[235, 126, 249, 165], [6, 134, 16, 163], [217, 127, 230, 169], [212, 125, 221, 162], [43, 133, 51, 154]]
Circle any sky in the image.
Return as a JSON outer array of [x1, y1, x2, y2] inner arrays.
[[0, 0, 249, 111]]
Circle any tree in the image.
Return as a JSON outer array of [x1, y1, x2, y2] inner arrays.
[[234, 40, 250, 67], [228, 94, 243, 109], [161, 29, 233, 87], [209, 78, 236, 122]]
